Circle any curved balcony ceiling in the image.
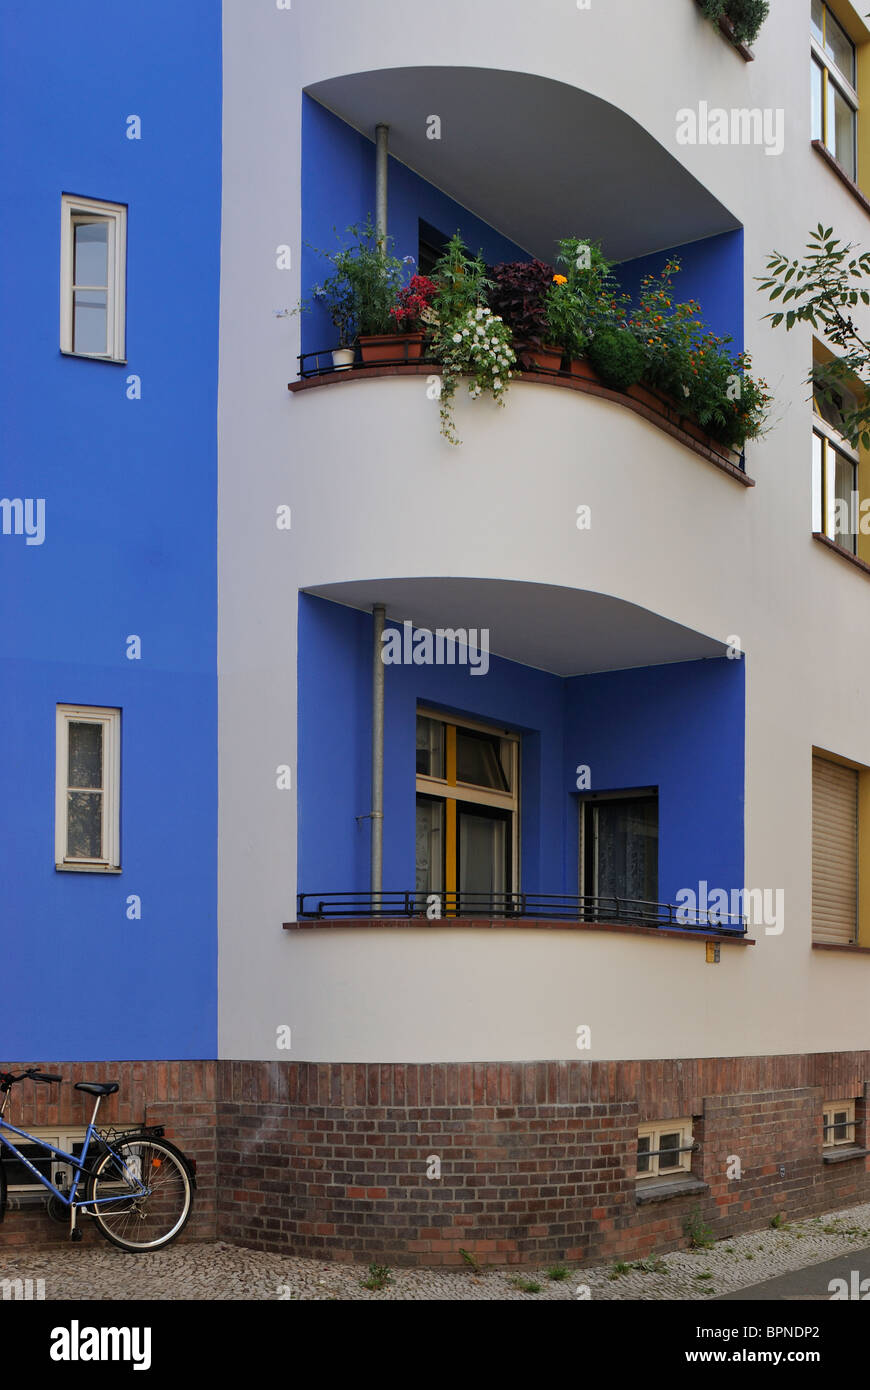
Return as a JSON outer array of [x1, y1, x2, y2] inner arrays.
[[304, 578, 727, 676], [305, 68, 739, 263]]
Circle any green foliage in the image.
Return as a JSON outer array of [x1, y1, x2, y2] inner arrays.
[[310, 216, 404, 340], [543, 239, 628, 358], [770, 1212, 789, 1230], [608, 1260, 632, 1279], [684, 1205, 715, 1250], [588, 326, 645, 391], [360, 1262, 393, 1291], [760, 224, 870, 450], [458, 1247, 483, 1273], [430, 232, 493, 325], [700, 0, 769, 46], [632, 1257, 667, 1274], [546, 1264, 570, 1282]]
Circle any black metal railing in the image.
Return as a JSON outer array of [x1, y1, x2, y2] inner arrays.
[[296, 890, 747, 935]]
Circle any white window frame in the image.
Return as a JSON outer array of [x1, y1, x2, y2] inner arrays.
[[823, 1099, 857, 1148], [55, 706, 121, 871], [4, 1126, 88, 1193], [636, 1119, 693, 1182], [60, 195, 127, 361]]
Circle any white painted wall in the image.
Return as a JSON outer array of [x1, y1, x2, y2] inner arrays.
[[218, 0, 870, 1061]]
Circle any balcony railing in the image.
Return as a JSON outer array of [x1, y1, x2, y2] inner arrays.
[[296, 890, 748, 935]]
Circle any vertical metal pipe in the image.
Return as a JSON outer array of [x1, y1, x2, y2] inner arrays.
[[371, 604, 386, 909], [375, 124, 389, 249]]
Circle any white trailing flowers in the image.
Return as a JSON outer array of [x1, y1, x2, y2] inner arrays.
[[434, 306, 517, 445]]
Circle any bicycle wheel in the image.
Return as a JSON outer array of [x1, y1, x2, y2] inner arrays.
[[87, 1135, 193, 1252]]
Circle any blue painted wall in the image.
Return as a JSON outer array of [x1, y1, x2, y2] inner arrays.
[[301, 96, 531, 355], [297, 596, 745, 909], [616, 229, 744, 352], [0, 0, 220, 1059]]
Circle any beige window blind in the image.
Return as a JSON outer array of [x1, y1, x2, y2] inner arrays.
[[812, 755, 858, 944]]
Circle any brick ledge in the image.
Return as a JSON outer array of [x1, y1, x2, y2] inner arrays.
[[284, 916, 754, 945]]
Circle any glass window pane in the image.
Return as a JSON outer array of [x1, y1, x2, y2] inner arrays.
[[811, 58, 824, 142], [415, 797, 443, 902], [458, 810, 508, 905], [594, 798, 658, 903], [416, 716, 444, 778], [824, 8, 855, 84], [67, 790, 102, 858], [73, 290, 107, 354], [812, 433, 824, 533], [658, 1131, 682, 1169], [68, 721, 103, 788], [833, 448, 857, 552], [827, 81, 856, 177], [73, 220, 108, 287], [456, 730, 509, 790], [833, 1110, 850, 1141], [811, 0, 824, 45], [637, 1136, 651, 1173]]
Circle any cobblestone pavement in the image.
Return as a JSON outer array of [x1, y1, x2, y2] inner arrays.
[[4, 1202, 870, 1300]]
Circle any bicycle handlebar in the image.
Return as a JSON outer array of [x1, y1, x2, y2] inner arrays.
[[0, 1068, 63, 1088]]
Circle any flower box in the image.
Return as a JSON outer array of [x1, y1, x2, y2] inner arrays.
[[359, 332, 426, 364], [568, 356, 601, 385]]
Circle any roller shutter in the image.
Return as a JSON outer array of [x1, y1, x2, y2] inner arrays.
[[812, 755, 858, 944]]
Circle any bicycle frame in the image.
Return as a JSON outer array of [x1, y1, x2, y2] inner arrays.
[[0, 1096, 149, 1210]]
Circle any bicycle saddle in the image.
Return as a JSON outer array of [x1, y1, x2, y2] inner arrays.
[[74, 1082, 119, 1096]]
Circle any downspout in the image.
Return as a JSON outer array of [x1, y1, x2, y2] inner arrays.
[[375, 123, 389, 249], [371, 604, 386, 911]]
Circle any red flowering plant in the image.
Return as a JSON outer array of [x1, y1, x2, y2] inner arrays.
[[389, 275, 438, 333]]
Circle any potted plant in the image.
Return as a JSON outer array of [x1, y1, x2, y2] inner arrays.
[[310, 278, 357, 369], [490, 258, 559, 369], [429, 234, 514, 444], [386, 274, 438, 361]]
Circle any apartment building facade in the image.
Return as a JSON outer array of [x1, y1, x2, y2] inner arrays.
[[3, 0, 870, 1265]]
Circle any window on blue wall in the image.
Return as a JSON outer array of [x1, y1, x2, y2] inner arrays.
[[415, 710, 518, 915], [55, 705, 121, 870], [60, 195, 127, 360], [579, 791, 658, 907]]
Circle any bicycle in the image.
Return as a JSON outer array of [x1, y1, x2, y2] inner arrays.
[[0, 1067, 196, 1253]]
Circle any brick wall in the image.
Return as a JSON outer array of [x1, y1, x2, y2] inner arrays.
[[4, 1055, 869, 1264], [0, 1062, 217, 1250], [216, 1055, 870, 1267]]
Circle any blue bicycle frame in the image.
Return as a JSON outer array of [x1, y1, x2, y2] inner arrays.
[[0, 1105, 148, 1210]]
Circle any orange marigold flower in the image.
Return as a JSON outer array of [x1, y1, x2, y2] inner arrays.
[[553, 274, 568, 285]]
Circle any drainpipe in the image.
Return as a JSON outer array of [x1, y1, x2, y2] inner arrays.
[[371, 604, 386, 910], [375, 124, 389, 250]]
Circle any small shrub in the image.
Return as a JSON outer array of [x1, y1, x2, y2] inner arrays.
[[360, 1262, 393, 1291], [490, 258, 555, 349], [684, 1205, 715, 1250], [588, 327, 645, 391]]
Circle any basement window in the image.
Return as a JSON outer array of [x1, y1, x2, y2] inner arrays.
[[636, 1119, 693, 1182]]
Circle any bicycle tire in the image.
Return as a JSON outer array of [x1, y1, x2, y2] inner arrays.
[[86, 1134, 194, 1253]]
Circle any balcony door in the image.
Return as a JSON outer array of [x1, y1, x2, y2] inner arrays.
[[415, 710, 518, 914]]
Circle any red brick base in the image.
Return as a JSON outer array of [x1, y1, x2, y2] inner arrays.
[[3, 1055, 870, 1265]]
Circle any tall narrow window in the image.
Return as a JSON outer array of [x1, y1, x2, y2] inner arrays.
[[812, 753, 858, 944], [415, 710, 518, 915], [55, 706, 121, 869], [60, 196, 126, 360], [813, 377, 859, 554], [811, 0, 858, 179], [579, 790, 658, 908]]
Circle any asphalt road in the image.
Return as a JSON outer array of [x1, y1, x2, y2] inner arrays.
[[717, 1247, 870, 1300]]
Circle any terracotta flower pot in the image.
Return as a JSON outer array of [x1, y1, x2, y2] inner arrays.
[[569, 357, 601, 384], [525, 344, 563, 372], [359, 332, 426, 364]]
